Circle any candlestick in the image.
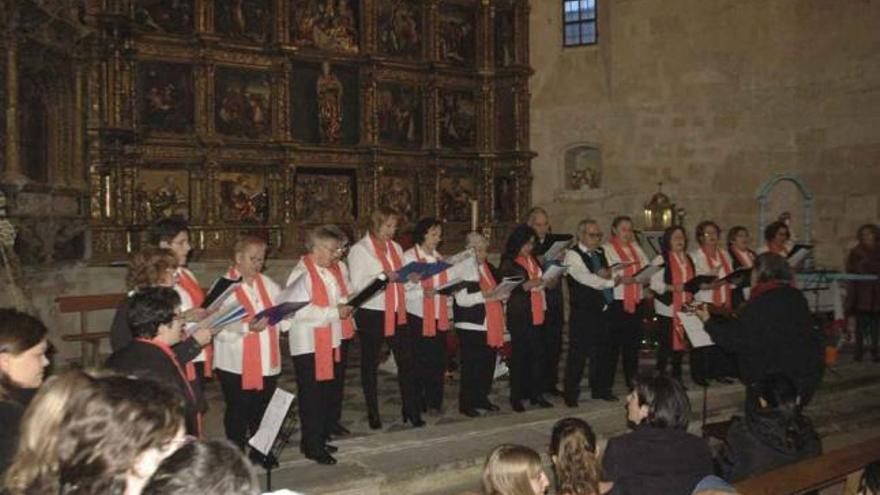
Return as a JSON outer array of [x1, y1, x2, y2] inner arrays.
[[470, 199, 479, 232]]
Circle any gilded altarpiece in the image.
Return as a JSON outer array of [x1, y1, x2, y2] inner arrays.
[[0, 0, 535, 263]]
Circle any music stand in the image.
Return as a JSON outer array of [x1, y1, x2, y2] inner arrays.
[[249, 396, 299, 491]]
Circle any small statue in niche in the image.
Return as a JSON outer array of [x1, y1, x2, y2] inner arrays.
[[316, 61, 343, 144], [570, 167, 599, 190]]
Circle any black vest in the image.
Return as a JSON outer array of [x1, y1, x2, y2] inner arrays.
[[657, 252, 696, 307], [452, 263, 500, 326], [566, 245, 609, 313]]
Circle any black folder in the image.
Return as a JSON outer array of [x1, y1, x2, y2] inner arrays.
[[346, 275, 390, 308]]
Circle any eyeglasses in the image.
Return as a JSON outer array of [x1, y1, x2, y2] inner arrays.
[[587, 233, 603, 238]]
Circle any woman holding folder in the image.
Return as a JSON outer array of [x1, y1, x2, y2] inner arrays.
[[213, 235, 284, 452], [347, 207, 421, 429], [453, 232, 506, 417], [500, 224, 552, 412], [286, 225, 354, 465], [403, 218, 452, 415], [728, 225, 757, 307]]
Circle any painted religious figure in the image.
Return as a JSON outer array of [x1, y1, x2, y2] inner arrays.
[[377, 84, 422, 147], [439, 90, 476, 148], [380, 176, 416, 222], [135, 173, 189, 222], [294, 169, 356, 223], [494, 174, 516, 221], [290, 0, 359, 54], [139, 62, 194, 133], [495, 10, 515, 67], [438, 5, 475, 66], [220, 174, 269, 224], [317, 62, 343, 144], [440, 177, 475, 222], [215, 0, 272, 44], [215, 69, 272, 139], [377, 0, 420, 59], [134, 0, 194, 34]]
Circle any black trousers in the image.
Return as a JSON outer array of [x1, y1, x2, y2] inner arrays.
[[410, 314, 447, 411], [855, 312, 879, 359], [329, 339, 351, 425], [457, 328, 497, 410], [191, 361, 208, 413], [655, 316, 684, 379], [216, 369, 278, 451], [564, 307, 608, 401], [608, 301, 643, 389], [509, 319, 545, 402], [292, 353, 335, 455], [541, 301, 564, 393]]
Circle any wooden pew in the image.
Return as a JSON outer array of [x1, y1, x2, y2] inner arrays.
[[734, 436, 880, 494], [56, 293, 127, 367]]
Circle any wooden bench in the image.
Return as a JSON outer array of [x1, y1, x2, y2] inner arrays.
[[734, 436, 880, 494], [56, 293, 127, 367]]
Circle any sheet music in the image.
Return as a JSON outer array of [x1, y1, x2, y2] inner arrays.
[[444, 248, 475, 266], [542, 264, 568, 282], [445, 254, 480, 282], [679, 313, 715, 348], [248, 388, 296, 455], [543, 239, 574, 262], [788, 246, 812, 267], [634, 264, 663, 284], [202, 304, 248, 330], [488, 276, 524, 299]]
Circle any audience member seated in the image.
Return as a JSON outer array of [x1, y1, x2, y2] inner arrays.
[[106, 287, 202, 435], [142, 439, 259, 495], [482, 444, 551, 495], [3, 370, 92, 494], [717, 373, 821, 483], [602, 375, 713, 495], [0, 309, 50, 476], [18, 375, 185, 494], [549, 417, 611, 495]]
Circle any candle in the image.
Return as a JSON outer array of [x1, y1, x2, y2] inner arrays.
[[470, 199, 479, 231]]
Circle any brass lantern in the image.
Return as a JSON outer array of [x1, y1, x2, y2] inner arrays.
[[643, 183, 676, 231]]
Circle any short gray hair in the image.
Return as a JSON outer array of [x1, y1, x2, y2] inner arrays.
[[527, 206, 548, 225], [466, 231, 489, 250], [577, 219, 599, 235], [306, 224, 348, 251]]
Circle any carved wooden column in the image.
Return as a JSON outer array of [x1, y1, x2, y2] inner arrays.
[[4, 35, 21, 181]]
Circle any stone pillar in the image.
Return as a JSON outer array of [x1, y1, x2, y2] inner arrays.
[[4, 38, 22, 182]]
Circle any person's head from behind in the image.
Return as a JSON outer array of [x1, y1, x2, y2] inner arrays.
[[142, 439, 259, 495], [55, 375, 185, 495], [751, 252, 792, 287], [127, 248, 179, 291], [0, 309, 50, 393], [549, 418, 600, 495], [128, 287, 184, 347], [750, 373, 809, 451], [626, 374, 691, 430], [148, 216, 191, 266], [482, 444, 549, 495]]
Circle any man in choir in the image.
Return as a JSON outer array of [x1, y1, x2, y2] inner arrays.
[[690, 220, 737, 386], [286, 225, 354, 465], [403, 218, 451, 415], [727, 225, 757, 308], [453, 232, 506, 416], [213, 236, 285, 454], [500, 224, 552, 412], [563, 219, 619, 406], [602, 216, 649, 391], [527, 207, 570, 397], [347, 207, 422, 429]]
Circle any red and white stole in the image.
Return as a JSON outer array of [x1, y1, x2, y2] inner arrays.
[[176, 268, 211, 379], [369, 234, 407, 336], [610, 236, 643, 314], [669, 252, 694, 351], [730, 247, 755, 268], [135, 337, 201, 437], [229, 268, 280, 391], [479, 262, 505, 348], [302, 256, 342, 382], [327, 261, 355, 340], [515, 255, 545, 325], [414, 246, 450, 337], [701, 246, 733, 310]]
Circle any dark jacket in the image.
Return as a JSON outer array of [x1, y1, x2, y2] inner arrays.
[[704, 285, 824, 404], [846, 244, 880, 314], [533, 233, 572, 321], [110, 296, 203, 363], [719, 410, 821, 482], [0, 387, 37, 476], [499, 257, 541, 333], [106, 340, 200, 435], [603, 425, 714, 495]]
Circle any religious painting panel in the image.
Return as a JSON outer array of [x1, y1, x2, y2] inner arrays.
[[438, 4, 476, 67], [217, 168, 270, 224], [138, 62, 195, 134], [493, 169, 518, 222], [494, 9, 516, 67], [290, 62, 360, 145], [379, 170, 419, 225], [133, 167, 190, 223], [289, 0, 359, 54], [494, 83, 516, 150], [215, 0, 273, 44], [134, 0, 195, 34], [438, 165, 479, 224], [18, 79, 49, 183], [438, 89, 477, 149], [214, 68, 272, 139], [377, 83, 422, 148], [294, 167, 357, 223], [0, 57, 5, 162], [377, 0, 421, 59]]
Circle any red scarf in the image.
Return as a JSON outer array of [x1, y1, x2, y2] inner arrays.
[[177, 268, 211, 379], [369, 234, 407, 336], [328, 261, 355, 340], [610, 236, 643, 314], [302, 256, 343, 382], [669, 252, 694, 351], [515, 255, 545, 325], [479, 262, 505, 348], [750, 279, 791, 300], [701, 246, 733, 310], [414, 246, 450, 336], [136, 337, 201, 437], [229, 268, 280, 391], [731, 247, 754, 268]]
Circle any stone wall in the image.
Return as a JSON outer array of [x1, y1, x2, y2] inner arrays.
[[529, 0, 880, 267]]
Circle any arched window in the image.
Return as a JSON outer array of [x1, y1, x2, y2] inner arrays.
[[563, 0, 597, 47]]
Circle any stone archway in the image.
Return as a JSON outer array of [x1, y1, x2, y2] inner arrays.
[[756, 173, 814, 244]]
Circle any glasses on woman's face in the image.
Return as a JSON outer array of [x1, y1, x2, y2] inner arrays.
[[587, 233, 603, 239]]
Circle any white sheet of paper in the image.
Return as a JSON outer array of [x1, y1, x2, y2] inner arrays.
[[543, 239, 573, 262], [248, 388, 296, 455], [488, 277, 523, 299], [445, 248, 475, 266], [679, 313, 715, 348], [634, 265, 663, 284], [445, 254, 480, 282], [542, 264, 568, 282], [788, 247, 811, 267]]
